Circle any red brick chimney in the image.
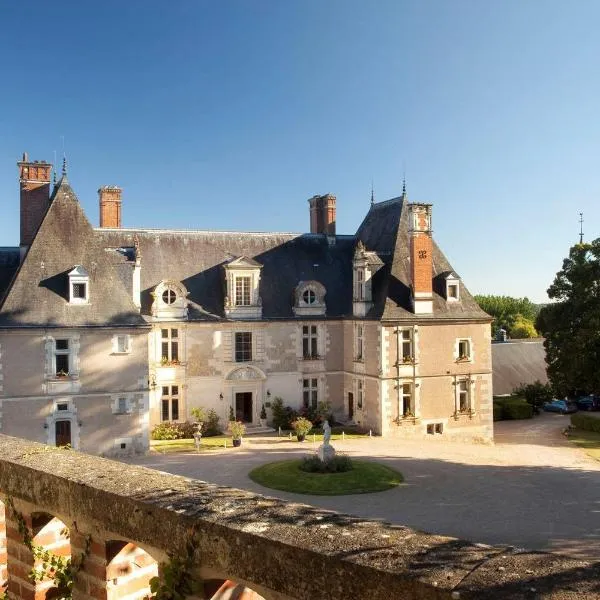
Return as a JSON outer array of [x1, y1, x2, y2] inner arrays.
[[98, 186, 122, 228], [408, 203, 433, 314], [17, 152, 52, 248], [308, 194, 336, 235]]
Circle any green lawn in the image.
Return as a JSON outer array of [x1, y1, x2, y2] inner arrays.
[[150, 432, 369, 453], [248, 459, 403, 495], [568, 429, 600, 461], [151, 437, 231, 453]]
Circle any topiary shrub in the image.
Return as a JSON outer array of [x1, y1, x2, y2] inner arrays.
[[299, 453, 353, 473], [571, 413, 600, 433], [151, 422, 180, 440]]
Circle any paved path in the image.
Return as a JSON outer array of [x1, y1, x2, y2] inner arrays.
[[126, 412, 600, 560]]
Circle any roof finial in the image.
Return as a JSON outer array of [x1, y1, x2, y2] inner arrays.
[[62, 155, 67, 176], [402, 177, 407, 197], [370, 179, 375, 206], [579, 212, 584, 244]]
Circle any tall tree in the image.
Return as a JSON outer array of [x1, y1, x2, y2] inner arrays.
[[536, 239, 600, 396]]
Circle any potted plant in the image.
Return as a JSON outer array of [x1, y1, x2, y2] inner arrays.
[[259, 404, 267, 427], [190, 407, 207, 431], [55, 370, 69, 379], [291, 417, 313, 442], [228, 420, 246, 447]]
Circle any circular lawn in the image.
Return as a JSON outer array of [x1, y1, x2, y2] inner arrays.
[[248, 459, 403, 496]]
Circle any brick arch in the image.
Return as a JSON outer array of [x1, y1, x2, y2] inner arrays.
[[4, 507, 71, 600], [104, 540, 158, 600]]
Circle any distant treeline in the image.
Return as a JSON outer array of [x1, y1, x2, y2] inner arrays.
[[474, 295, 541, 339]]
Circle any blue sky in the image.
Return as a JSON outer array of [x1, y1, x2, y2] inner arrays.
[[1, 1, 599, 302]]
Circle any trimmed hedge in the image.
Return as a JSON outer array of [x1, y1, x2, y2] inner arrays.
[[571, 413, 600, 433], [493, 397, 533, 421]]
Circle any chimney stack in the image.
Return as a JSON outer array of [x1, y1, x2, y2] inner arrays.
[[98, 186, 122, 228], [408, 203, 433, 314], [308, 194, 336, 235], [18, 152, 52, 250]]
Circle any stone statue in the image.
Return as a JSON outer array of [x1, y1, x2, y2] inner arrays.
[[317, 420, 335, 463], [322, 420, 331, 446]]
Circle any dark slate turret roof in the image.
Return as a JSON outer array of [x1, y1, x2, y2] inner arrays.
[[356, 196, 489, 321], [96, 229, 355, 320], [0, 177, 146, 328]]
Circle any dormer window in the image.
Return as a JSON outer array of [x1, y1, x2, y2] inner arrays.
[[352, 241, 383, 317], [294, 281, 326, 316], [68, 266, 89, 304], [152, 281, 188, 320], [444, 273, 460, 302], [224, 257, 263, 320]]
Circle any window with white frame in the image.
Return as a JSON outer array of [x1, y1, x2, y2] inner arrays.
[[54, 339, 71, 376], [401, 382, 413, 417], [161, 385, 180, 421], [357, 379, 364, 409], [162, 288, 177, 305], [303, 378, 318, 409], [293, 281, 326, 316], [355, 268, 365, 300], [399, 329, 413, 362], [457, 380, 471, 413], [161, 328, 179, 363], [68, 266, 89, 304], [302, 325, 319, 359], [235, 332, 253, 362], [457, 338, 471, 361], [302, 289, 316, 305], [234, 276, 252, 306], [112, 334, 131, 354], [355, 324, 364, 361]]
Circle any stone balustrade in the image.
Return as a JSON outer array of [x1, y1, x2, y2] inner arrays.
[[0, 434, 598, 600]]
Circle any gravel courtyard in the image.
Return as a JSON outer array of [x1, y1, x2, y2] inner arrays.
[[126, 412, 600, 561]]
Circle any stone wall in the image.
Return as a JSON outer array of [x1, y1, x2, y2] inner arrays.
[[0, 435, 597, 599]]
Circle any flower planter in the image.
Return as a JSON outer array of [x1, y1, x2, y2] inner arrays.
[[259, 418, 267, 428], [232, 438, 242, 447], [296, 434, 306, 442]]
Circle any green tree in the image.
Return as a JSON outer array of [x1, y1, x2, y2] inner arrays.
[[474, 295, 540, 337], [510, 315, 538, 339], [536, 239, 600, 397]]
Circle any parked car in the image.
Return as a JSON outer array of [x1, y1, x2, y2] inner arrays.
[[575, 395, 600, 411], [542, 399, 578, 414]]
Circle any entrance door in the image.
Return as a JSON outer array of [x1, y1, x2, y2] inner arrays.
[[55, 420, 72, 447], [235, 392, 253, 423], [348, 392, 354, 420]]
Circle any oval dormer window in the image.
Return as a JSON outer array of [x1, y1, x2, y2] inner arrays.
[[302, 289, 316, 305], [162, 289, 177, 305]]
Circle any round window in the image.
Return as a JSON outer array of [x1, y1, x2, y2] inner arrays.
[[302, 289, 316, 305], [162, 289, 177, 305]]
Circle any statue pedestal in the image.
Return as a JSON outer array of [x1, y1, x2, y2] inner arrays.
[[317, 443, 336, 463]]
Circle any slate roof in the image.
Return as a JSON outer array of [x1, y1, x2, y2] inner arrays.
[[0, 248, 20, 303], [356, 195, 490, 321], [0, 176, 146, 328], [96, 229, 355, 320], [0, 173, 489, 325]]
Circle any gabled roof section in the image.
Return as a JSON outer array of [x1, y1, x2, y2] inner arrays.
[[224, 256, 263, 269], [0, 177, 145, 328], [355, 196, 489, 321], [68, 265, 89, 277]]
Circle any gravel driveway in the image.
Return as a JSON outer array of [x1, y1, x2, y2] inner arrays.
[[126, 412, 600, 560]]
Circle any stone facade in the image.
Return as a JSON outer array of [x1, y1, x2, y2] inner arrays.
[[0, 153, 494, 453]]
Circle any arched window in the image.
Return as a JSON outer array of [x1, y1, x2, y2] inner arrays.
[[294, 281, 326, 316]]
